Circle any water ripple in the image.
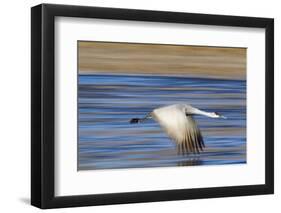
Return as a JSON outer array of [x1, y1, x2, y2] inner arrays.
[[78, 73, 246, 170]]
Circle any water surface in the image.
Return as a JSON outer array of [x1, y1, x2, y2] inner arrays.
[[78, 73, 246, 170]]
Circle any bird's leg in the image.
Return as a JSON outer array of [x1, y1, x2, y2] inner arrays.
[[130, 113, 152, 124]]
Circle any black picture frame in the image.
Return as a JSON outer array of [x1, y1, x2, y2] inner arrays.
[[31, 3, 274, 209]]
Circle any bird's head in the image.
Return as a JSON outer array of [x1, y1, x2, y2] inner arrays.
[[211, 112, 227, 119]]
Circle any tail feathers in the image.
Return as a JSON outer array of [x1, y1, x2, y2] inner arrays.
[[130, 118, 141, 124]]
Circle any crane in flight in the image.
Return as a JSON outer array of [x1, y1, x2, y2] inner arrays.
[[130, 104, 226, 155]]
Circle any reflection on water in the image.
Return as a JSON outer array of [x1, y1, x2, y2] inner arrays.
[[78, 73, 246, 170]]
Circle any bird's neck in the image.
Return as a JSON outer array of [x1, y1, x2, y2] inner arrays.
[[195, 109, 215, 118]]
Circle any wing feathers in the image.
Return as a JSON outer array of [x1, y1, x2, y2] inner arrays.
[[176, 117, 204, 154], [152, 105, 204, 155]]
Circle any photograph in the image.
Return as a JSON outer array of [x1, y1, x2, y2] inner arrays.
[[78, 41, 247, 170], [30, 3, 274, 209]]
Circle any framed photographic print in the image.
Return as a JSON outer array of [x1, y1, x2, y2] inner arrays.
[[31, 3, 274, 209]]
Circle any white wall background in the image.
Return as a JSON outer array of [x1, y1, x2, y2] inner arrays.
[[0, 0, 279, 212]]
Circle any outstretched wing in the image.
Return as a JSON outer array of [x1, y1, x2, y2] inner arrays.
[[176, 116, 204, 154], [152, 105, 204, 154]]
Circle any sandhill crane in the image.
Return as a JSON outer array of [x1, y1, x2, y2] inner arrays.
[[130, 104, 226, 154]]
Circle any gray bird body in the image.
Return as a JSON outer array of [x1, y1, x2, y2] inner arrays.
[[152, 105, 203, 154], [130, 104, 225, 154]]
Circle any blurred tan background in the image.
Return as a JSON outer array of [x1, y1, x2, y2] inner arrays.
[[78, 41, 246, 80]]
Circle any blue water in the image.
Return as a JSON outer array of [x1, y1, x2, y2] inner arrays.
[[78, 73, 246, 170]]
